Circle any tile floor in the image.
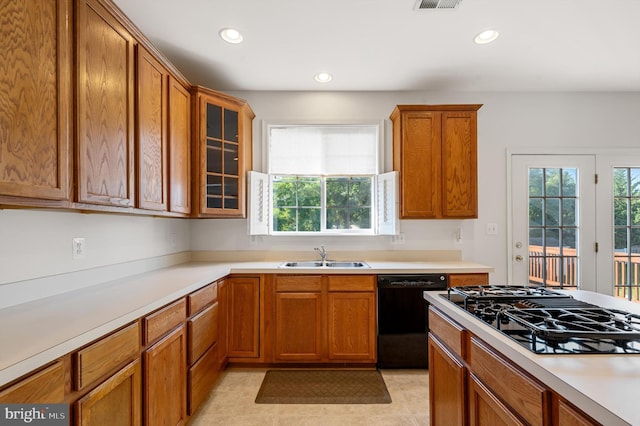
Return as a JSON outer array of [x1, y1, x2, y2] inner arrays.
[[189, 368, 430, 426]]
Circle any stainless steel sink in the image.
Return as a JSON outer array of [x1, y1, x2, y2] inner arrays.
[[325, 261, 369, 268], [279, 261, 325, 268], [279, 261, 370, 268]]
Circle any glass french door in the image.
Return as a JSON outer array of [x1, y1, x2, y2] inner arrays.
[[511, 155, 596, 292], [595, 156, 640, 301]]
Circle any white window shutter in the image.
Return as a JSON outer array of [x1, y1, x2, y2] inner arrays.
[[377, 171, 398, 235], [248, 171, 270, 235]]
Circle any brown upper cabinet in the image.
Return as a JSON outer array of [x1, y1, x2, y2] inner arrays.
[[136, 45, 168, 211], [167, 76, 192, 215], [136, 46, 192, 215], [191, 86, 254, 218], [1, 0, 248, 219], [0, 0, 72, 204], [390, 105, 482, 219], [75, 0, 136, 207]]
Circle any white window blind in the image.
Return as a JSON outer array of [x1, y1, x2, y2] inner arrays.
[[268, 125, 379, 175]]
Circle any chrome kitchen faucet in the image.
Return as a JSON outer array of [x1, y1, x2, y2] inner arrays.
[[314, 245, 328, 263]]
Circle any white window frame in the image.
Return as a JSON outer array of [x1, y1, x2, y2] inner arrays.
[[249, 120, 397, 236]]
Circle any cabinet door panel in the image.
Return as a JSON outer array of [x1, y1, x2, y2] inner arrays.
[[327, 292, 376, 361], [441, 111, 477, 218], [144, 325, 187, 426], [168, 76, 191, 214], [556, 397, 600, 426], [428, 335, 466, 426], [136, 46, 167, 211], [469, 373, 526, 426], [0, 0, 71, 201], [192, 87, 254, 218], [76, 0, 135, 206], [228, 277, 260, 358], [274, 292, 323, 361], [400, 111, 441, 218], [75, 359, 141, 426]]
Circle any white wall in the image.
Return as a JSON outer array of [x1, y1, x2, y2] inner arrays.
[[191, 91, 640, 284], [0, 209, 190, 286]]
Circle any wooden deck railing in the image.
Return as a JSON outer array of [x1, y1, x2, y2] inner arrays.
[[528, 245, 640, 301], [528, 246, 577, 287]]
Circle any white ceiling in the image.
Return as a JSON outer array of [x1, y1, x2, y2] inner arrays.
[[112, 0, 640, 92]]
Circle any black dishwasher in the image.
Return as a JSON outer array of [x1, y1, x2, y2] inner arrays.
[[377, 274, 447, 368]]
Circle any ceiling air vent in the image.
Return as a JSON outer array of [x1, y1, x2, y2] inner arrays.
[[416, 0, 463, 9]]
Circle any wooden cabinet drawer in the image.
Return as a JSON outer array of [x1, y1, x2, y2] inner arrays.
[[144, 298, 187, 344], [188, 302, 218, 365], [188, 282, 217, 315], [327, 275, 375, 292], [428, 307, 466, 359], [275, 275, 322, 292], [469, 337, 548, 426], [188, 343, 219, 415], [448, 273, 489, 288], [0, 359, 65, 403], [76, 322, 140, 390]]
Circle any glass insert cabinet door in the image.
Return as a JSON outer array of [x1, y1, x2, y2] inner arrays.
[[206, 103, 239, 210], [193, 87, 254, 217]]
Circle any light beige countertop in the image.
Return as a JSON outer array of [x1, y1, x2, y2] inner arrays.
[[425, 289, 640, 426], [0, 258, 492, 387]]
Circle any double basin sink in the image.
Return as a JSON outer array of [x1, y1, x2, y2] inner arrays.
[[279, 260, 370, 268]]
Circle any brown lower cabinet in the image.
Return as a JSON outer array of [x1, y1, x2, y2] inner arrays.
[[0, 278, 233, 425], [75, 359, 141, 426], [428, 306, 602, 426], [269, 274, 376, 364], [186, 281, 221, 414], [428, 335, 466, 426], [143, 324, 187, 426], [228, 276, 260, 359]]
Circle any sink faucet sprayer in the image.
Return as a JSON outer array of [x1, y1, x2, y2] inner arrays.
[[314, 245, 328, 262]]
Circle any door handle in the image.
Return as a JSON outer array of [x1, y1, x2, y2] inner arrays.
[[515, 255, 523, 262]]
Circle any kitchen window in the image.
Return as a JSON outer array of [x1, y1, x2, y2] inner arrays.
[[249, 123, 397, 235]]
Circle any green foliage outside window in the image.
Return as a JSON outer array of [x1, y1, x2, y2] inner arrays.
[[613, 168, 640, 253], [272, 175, 372, 232], [528, 168, 577, 249]]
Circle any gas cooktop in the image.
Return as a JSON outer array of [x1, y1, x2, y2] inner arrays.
[[446, 285, 640, 355]]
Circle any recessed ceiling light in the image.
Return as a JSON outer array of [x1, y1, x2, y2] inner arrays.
[[314, 72, 333, 83], [474, 29, 499, 45], [219, 28, 243, 44]]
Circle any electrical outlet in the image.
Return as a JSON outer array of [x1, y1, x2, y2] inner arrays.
[[391, 233, 405, 245], [72, 237, 86, 259], [486, 223, 498, 235], [169, 233, 177, 249]]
